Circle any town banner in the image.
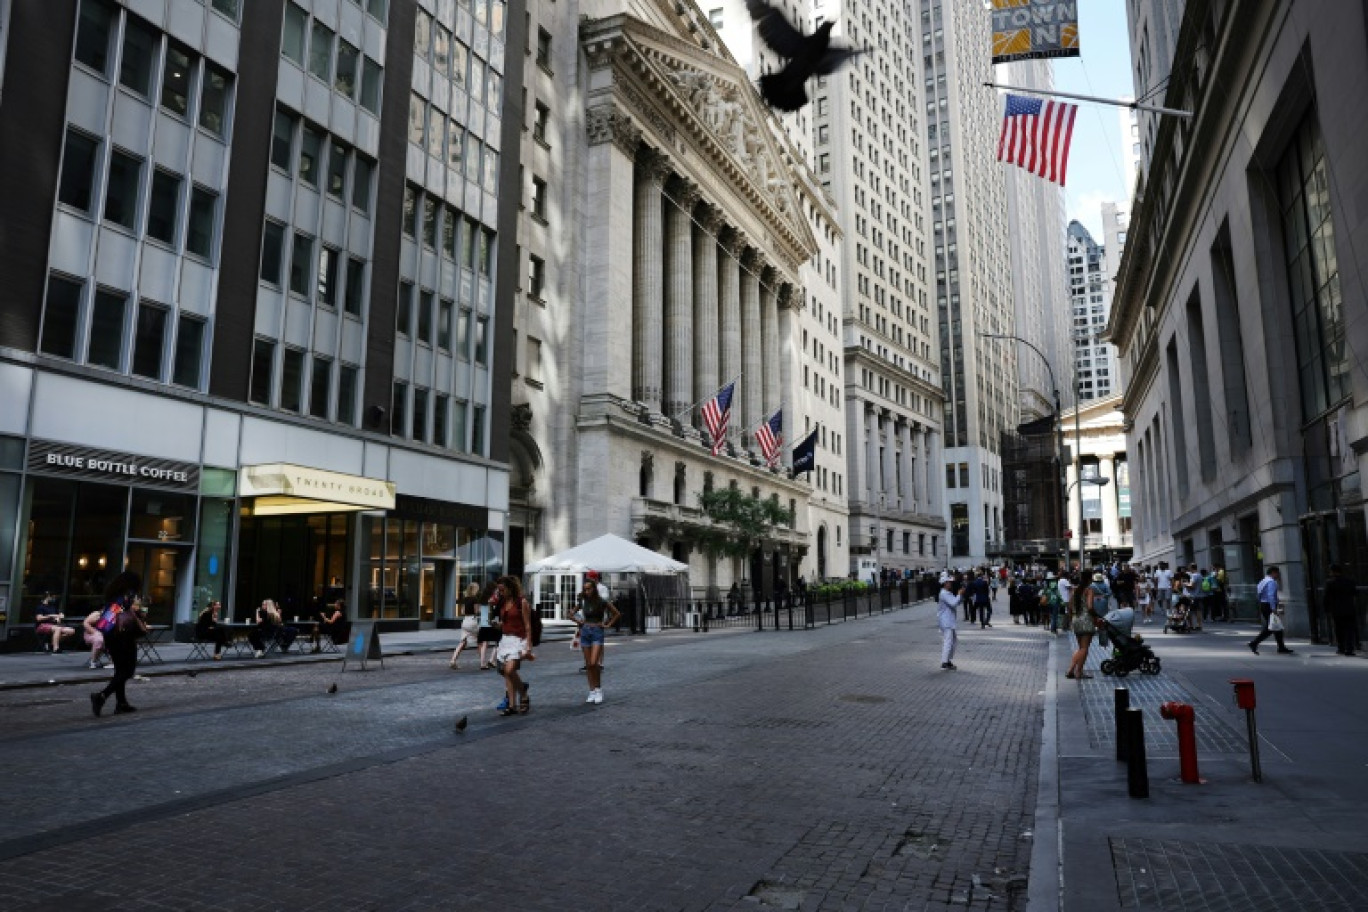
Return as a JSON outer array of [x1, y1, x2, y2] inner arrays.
[[991, 0, 1080, 64]]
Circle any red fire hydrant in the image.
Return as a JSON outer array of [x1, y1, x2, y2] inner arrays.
[[1159, 701, 1203, 783]]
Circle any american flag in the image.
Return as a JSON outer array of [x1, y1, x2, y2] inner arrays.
[[997, 94, 1077, 186], [702, 381, 735, 455], [756, 409, 783, 467]]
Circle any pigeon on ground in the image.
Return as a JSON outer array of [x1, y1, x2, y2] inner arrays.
[[186, 671, 197, 678], [454, 715, 468, 733], [745, 0, 862, 112], [327, 682, 338, 694]]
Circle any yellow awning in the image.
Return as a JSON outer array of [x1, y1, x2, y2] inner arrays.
[[239, 464, 396, 515]]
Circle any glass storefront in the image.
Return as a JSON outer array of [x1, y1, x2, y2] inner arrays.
[[361, 509, 501, 623], [235, 512, 350, 623]]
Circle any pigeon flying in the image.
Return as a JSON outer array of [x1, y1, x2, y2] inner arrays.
[[745, 0, 861, 112]]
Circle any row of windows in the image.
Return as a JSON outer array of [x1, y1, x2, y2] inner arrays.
[[401, 185, 496, 276], [415, 5, 506, 88], [249, 338, 358, 424], [271, 108, 375, 214], [259, 221, 367, 319], [391, 382, 485, 455], [76, 0, 235, 139], [281, 3, 383, 116], [396, 282, 489, 365], [408, 93, 500, 193], [40, 274, 206, 389], [59, 128, 220, 260]]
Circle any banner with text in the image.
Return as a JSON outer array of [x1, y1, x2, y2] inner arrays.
[[992, 0, 1080, 64]]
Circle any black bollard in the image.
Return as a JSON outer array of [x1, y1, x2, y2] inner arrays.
[[1115, 687, 1130, 762], [1125, 708, 1149, 798]]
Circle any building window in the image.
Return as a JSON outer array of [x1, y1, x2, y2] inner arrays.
[[278, 348, 303, 412], [172, 314, 204, 388], [422, 196, 439, 248], [526, 336, 542, 383], [260, 221, 286, 285], [310, 356, 331, 418], [58, 129, 100, 213], [402, 185, 418, 237], [41, 275, 83, 359], [536, 28, 552, 70], [186, 187, 218, 260], [160, 42, 194, 118], [417, 290, 434, 344], [412, 388, 429, 442], [298, 126, 322, 187], [289, 233, 314, 297], [528, 255, 545, 300], [442, 206, 460, 258], [103, 150, 142, 231], [391, 382, 408, 436], [457, 308, 471, 359], [335, 40, 359, 99], [146, 169, 182, 246], [250, 339, 275, 405], [317, 247, 339, 308], [344, 258, 366, 316], [271, 109, 296, 170], [531, 176, 547, 220], [282, 4, 307, 64], [434, 394, 449, 447], [438, 300, 453, 350], [75, 0, 116, 76], [119, 17, 157, 97], [474, 316, 488, 365], [87, 290, 127, 371], [397, 282, 414, 335], [337, 364, 358, 425], [326, 144, 348, 199], [199, 65, 232, 137], [471, 405, 485, 456], [309, 20, 334, 83], [131, 303, 167, 380], [708, 7, 723, 29], [353, 156, 374, 213], [1278, 113, 1349, 420], [360, 58, 383, 114], [533, 102, 549, 144]]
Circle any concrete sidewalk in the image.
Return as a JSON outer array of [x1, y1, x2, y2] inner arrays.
[[1042, 620, 1368, 911]]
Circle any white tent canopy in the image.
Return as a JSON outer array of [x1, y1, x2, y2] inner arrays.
[[525, 534, 689, 627], [524, 534, 687, 574]]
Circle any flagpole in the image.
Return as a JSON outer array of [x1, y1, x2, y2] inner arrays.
[[671, 374, 742, 423], [983, 82, 1193, 119]]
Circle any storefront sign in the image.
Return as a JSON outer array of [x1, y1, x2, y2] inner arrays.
[[392, 493, 487, 528], [991, 0, 1081, 64], [27, 441, 200, 491], [240, 464, 396, 510]]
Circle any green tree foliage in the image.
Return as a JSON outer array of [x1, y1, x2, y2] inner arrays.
[[695, 487, 794, 557]]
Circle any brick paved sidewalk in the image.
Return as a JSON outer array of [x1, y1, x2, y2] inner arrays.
[[0, 603, 1051, 911]]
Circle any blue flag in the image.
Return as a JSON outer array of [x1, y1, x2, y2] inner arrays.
[[791, 429, 818, 475]]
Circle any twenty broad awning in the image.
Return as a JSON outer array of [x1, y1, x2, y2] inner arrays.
[[239, 463, 396, 515]]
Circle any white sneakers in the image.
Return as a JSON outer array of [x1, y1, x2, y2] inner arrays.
[[585, 689, 603, 704]]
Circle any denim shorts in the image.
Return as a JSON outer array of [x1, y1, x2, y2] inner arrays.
[[578, 625, 605, 647]]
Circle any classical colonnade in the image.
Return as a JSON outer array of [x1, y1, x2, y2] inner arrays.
[[630, 145, 794, 451], [848, 405, 942, 517]]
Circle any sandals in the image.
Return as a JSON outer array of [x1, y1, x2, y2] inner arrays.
[[498, 707, 519, 717], [518, 682, 530, 714]]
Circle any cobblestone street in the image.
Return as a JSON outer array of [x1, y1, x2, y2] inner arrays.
[[0, 602, 1048, 911]]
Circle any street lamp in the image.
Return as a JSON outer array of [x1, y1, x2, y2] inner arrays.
[[978, 333, 1069, 572], [1067, 475, 1111, 568]]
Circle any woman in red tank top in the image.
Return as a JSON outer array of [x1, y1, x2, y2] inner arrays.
[[494, 576, 533, 716]]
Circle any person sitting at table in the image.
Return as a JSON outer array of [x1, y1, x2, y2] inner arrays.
[[312, 598, 348, 653], [195, 600, 232, 660], [248, 599, 292, 658], [35, 594, 77, 654]]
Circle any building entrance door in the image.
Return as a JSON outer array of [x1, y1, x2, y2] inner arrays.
[[124, 543, 192, 626]]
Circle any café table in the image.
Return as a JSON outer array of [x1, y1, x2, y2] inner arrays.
[[137, 625, 171, 664]]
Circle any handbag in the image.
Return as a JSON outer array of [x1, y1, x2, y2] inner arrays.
[[1268, 610, 1284, 632]]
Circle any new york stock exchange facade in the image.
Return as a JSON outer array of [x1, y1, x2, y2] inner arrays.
[[514, 12, 841, 600]]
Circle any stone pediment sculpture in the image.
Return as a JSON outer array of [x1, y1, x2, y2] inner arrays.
[[581, 14, 817, 273]]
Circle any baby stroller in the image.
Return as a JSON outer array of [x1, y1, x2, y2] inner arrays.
[[1163, 598, 1194, 634], [1099, 618, 1162, 676]]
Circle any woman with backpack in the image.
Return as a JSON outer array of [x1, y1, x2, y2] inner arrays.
[[91, 572, 147, 717], [494, 576, 534, 716]]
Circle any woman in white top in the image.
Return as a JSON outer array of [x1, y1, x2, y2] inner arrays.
[[1136, 573, 1152, 624], [937, 578, 963, 670]]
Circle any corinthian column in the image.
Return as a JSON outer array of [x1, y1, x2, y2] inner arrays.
[[899, 421, 914, 510], [740, 249, 763, 449], [664, 178, 700, 421], [718, 230, 744, 449], [760, 267, 780, 422], [632, 148, 671, 413], [693, 206, 723, 418]]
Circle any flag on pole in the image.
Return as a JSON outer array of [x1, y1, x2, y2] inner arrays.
[[701, 381, 736, 455], [791, 428, 818, 475], [756, 409, 783, 467], [997, 94, 1077, 186]]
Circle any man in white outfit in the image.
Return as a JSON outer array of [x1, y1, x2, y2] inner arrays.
[[937, 577, 963, 670]]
